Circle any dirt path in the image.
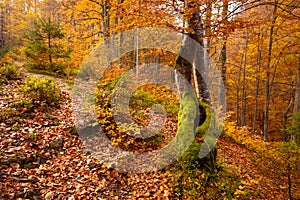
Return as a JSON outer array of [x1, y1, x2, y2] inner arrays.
[[0, 74, 172, 199]]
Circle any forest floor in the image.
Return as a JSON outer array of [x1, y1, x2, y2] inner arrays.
[[0, 72, 297, 199], [218, 138, 291, 199]]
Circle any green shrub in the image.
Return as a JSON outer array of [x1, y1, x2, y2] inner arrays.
[[21, 76, 61, 104], [65, 67, 79, 79], [285, 111, 300, 143], [0, 64, 21, 81], [167, 162, 249, 199], [26, 62, 66, 77]]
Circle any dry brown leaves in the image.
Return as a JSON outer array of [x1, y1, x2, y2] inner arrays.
[[0, 76, 172, 199]]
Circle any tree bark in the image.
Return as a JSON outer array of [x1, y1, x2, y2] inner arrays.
[[252, 27, 262, 134], [219, 39, 227, 86], [0, 3, 5, 49], [236, 64, 241, 126], [241, 30, 248, 127], [48, 23, 53, 67], [219, 0, 228, 86], [284, 94, 294, 141], [294, 52, 300, 113], [100, 0, 110, 39], [263, 3, 278, 141], [291, 52, 300, 142], [175, 0, 215, 170]]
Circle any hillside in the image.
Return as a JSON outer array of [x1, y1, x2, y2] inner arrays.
[[1, 72, 299, 199]]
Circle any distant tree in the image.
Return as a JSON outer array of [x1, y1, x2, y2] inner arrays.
[[24, 17, 71, 74]]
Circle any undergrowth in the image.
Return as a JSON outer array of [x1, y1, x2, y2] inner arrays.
[[94, 73, 180, 151], [224, 122, 300, 199], [21, 76, 61, 105], [0, 64, 21, 84], [166, 161, 250, 199]]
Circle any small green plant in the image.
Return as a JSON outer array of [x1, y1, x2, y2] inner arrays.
[[27, 129, 39, 139], [23, 163, 33, 169], [129, 89, 180, 115], [144, 132, 164, 146], [0, 64, 21, 82], [167, 162, 249, 199], [117, 122, 141, 134], [0, 108, 17, 122], [21, 76, 61, 104], [167, 164, 209, 199], [11, 124, 20, 131], [130, 90, 155, 109], [134, 111, 149, 123], [206, 166, 249, 199]]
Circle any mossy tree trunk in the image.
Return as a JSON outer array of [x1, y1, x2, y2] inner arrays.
[[175, 0, 216, 171]]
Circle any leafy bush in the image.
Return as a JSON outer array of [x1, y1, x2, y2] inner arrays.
[[25, 62, 67, 77], [0, 64, 21, 82], [129, 88, 180, 114], [21, 76, 61, 104], [285, 111, 300, 143], [167, 162, 248, 199]]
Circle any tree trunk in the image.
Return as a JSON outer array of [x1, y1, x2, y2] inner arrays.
[[263, 3, 277, 142], [219, 0, 228, 87], [292, 52, 300, 142], [236, 64, 241, 126], [112, 0, 124, 62], [241, 30, 248, 127], [189, 10, 209, 104], [219, 39, 227, 86], [48, 28, 53, 67], [101, 0, 110, 39], [203, 0, 212, 81], [284, 95, 294, 142], [175, 0, 215, 170], [0, 3, 5, 49], [294, 53, 300, 113], [252, 27, 262, 134]]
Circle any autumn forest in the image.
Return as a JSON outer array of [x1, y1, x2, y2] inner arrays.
[[0, 0, 299, 199]]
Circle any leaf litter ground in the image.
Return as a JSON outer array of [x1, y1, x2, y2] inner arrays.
[[0, 74, 296, 199]]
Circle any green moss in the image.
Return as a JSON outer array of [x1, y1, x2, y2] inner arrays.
[[175, 90, 198, 162], [196, 100, 211, 137], [175, 90, 217, 170]]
